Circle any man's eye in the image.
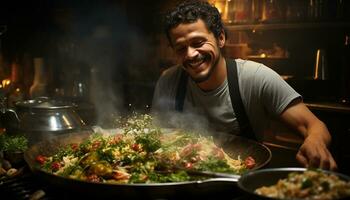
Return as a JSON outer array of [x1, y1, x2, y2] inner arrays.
[[192, 41, 204, 48]]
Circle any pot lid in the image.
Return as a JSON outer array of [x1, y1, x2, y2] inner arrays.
[[15, 97, 73, 110]]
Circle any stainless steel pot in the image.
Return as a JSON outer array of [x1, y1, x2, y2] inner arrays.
[[1, 97, 89, 144]]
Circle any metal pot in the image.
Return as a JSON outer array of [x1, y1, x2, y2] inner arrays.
[[1, 97, 89, 144]]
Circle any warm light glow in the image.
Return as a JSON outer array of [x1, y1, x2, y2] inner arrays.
[[1, 79, 11, 88], [314, 49, 321, 80], [16, 88, 20, 92], [260, 53, 267, 58], [214, 0, 226, 19], [62, 115, 72, 128]]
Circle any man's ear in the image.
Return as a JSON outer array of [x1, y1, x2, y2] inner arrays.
[[218, 29, 226, 48]]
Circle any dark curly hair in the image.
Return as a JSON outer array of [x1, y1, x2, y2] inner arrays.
[[164, 0, 226, 46]]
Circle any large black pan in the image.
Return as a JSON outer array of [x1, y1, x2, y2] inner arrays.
[[24, 130, 271, 199], [238, 167, 350, 200]]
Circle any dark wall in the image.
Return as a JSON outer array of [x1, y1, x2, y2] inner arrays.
[[0, 0, 172, 121]]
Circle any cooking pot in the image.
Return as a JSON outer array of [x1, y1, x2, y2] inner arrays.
[[1, 97, 89, 144], [24, 130, 271, 199]]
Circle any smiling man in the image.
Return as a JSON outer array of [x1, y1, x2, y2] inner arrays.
[[151, 0, 337, 170]]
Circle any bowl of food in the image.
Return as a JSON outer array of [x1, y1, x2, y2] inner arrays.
[[238, 167, 350, 200], [0, 134, 28, 180]]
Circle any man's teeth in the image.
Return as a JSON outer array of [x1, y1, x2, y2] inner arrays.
[[189, 60, 204, 67]]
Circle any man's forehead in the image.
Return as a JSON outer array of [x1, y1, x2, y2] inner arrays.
[[169, 20, 211, 43]]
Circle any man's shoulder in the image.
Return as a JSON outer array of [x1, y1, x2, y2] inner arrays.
[[161, 64, 182, 77], [157, 64, 183, 86], [234, 58, 278, 77], [234, 58, 264, 70]]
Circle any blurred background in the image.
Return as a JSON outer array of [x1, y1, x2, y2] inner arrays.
[[0, 0, 349, 114]]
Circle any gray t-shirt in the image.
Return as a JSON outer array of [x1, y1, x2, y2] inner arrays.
[[151, 59, 301, 140]]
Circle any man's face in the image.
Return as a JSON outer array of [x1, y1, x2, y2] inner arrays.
[[169, 19, 225, 83]]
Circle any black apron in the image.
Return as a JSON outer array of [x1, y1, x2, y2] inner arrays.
[[175, 59, 256, 140]]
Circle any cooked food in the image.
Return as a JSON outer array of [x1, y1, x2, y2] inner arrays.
[[255, 169, 350, 200], [35, 114, 255, 184]]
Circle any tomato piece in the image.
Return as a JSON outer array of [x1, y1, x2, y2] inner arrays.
[[70, 143, 79, 151], [87, 174, 101, 182], [131, 143, 141, 152], [184, 162, 193, 169], [113, 171, 130, 180], [35, 155, 47, 165], [51, 161, 61, 171], [91, 141, 101, 150], [244, 156, 256, 169], [110, 135, 122, 145]]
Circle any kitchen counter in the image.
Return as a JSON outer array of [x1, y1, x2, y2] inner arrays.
[[305, 101, 350, 114]]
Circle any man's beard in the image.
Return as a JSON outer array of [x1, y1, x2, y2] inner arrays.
[[187, 52, 221, 83]]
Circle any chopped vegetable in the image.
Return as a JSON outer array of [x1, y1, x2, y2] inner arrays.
[[0, 134, 28, 152], [36, 114, 254, 184]]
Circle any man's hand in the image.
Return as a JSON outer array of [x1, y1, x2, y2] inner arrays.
[[296, 134, 337, 170], [280, 99, 338, 171]]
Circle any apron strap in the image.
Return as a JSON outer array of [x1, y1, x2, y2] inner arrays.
[[227, 59, 256, 140], [175, 69, 188, 112]]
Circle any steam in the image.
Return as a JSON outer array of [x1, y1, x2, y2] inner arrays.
[[52, 3, 157, 126], [50, 2, 215, 133], [152, 106, 214, 137]]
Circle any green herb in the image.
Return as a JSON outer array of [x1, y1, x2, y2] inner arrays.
[[135, 132, 161, 153], [97, 148, 115, 164], [129, 173, 145, 183], [1, 134, 28, 152], [197, 156, 235, 173], [301, 177, 313, 189], [53, 147, 74, 161], [58, 165, 79, 176], [165, 170, 191, 182], [321, 181, 330, 191], [42, 159, 54, 172], [147, 170, 191, 183]]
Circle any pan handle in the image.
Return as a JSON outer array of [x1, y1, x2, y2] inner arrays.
[[196, 175, 240, 184]]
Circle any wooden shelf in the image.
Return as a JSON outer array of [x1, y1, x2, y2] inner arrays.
[[225, 22, 350, 31]]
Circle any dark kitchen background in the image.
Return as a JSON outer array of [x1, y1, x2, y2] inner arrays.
[[1, 0, 350, 176]]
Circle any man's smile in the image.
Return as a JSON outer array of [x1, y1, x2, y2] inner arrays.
[[184, 54, 207, 71]]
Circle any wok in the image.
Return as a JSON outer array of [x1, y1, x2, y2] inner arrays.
[[238, 167, 350, 200], [24, 130, 271, 199]]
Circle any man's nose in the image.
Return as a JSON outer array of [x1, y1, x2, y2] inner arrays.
[[185, 46, 198, 59]]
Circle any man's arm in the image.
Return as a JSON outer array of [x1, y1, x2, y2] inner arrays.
[[279, 99, 337, 170]]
